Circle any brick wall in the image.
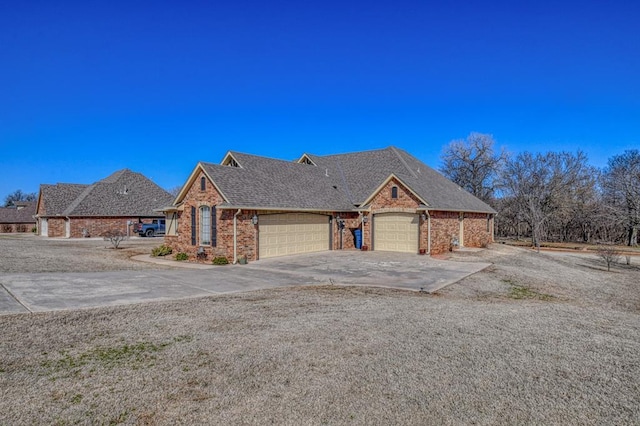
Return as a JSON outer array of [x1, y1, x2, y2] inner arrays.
[[48, 218, 66, 237], [0, 223, 32, 233], [165, 170, 234, 262], [463, 213, 492, 248], [429, 211, 493, 254], [69, 217, 145, 238], [334, 212, 360, 250]]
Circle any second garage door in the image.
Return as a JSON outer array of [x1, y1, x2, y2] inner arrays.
[[259, 213, 330, 259], [373, 213, 419, 253]]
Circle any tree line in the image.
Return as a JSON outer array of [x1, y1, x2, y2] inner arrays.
[[440, 133, 640, 247]]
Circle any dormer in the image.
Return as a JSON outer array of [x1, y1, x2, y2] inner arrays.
[[221, 152, 242, 168], [296, 154, 317, 166]]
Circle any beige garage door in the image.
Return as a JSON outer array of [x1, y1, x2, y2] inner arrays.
[[259, 213, 330, 259], [374, 213, 419, 253]]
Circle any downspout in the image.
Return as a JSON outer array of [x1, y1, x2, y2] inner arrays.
[[233, 209, 241, 264], [426, 211, 431, 254]]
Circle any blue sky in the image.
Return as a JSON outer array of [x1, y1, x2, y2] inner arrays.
[[1, 0, 638, 197]]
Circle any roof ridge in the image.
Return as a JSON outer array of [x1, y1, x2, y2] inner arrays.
[[63, 184, 96, 215], [389, 146, 418, 179]]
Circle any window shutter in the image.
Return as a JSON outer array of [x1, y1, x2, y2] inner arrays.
[[211, 206, 217, 247], [191, 206, 196, 245]]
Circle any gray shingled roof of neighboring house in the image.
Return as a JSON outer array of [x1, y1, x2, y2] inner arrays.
[[201, 147, 495, 214], [39, 183, 89, 216], [40, 170, 173, 217], [0, 202, 37, 224]]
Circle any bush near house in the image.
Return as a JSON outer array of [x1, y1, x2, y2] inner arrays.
[[151, 245, 173, 257]]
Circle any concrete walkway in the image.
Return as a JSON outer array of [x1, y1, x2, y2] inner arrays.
[[0, 251, 490, 315]]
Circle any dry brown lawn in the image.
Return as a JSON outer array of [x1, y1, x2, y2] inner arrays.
[[0, 235, 639, 425]]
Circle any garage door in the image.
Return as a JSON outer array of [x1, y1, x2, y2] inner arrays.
[[259, 213, 330, 259], [373, 213, 419, 253]]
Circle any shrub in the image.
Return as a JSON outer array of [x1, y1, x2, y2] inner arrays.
[[212, 256, 229, 265], [102, 230, 127, 249], [596, 244, 621, 272], [175, 252, 188, 261], [31, 227, 37, 233], [151, 245, 173, 257]]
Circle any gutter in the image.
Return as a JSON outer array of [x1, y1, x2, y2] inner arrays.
[[217, 205, 358, 213], [233, 208, 241, 264]]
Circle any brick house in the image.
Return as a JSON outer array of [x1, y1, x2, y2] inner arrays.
[[0, 202, 36, 233], [163, 147, 496, 262], [36, 169, 173, 238]]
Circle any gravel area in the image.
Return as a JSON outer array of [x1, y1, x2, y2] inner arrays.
[[0, 234, 170, 273], [0, 239, 639, 424]]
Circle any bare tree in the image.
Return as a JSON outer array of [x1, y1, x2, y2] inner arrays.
[[103, 230, 127, 249], [168, 186, 182, 197], [596, 244, 622, 272], [440, 133, 508, 205], [501, 151, 594, 252], [601, 150, 640, 246], [4, 190, 37, 207]]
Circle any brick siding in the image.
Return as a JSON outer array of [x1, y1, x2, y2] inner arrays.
[[0, 223, 32, 233]]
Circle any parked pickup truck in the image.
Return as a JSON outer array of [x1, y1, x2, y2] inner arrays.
[[133, 219, 165, 237]]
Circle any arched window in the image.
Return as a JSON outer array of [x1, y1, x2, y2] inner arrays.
[[391, 186, 398, 199], [200, 206, 211, 245], [200, 176, 206, 191]]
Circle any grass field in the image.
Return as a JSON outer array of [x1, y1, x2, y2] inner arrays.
[[0, 237, 638, 425]]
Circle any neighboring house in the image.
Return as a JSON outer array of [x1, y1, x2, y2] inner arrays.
[[36, 169, 173, 238], [0, 202, 36, 233], [164, 146, 497, 262]]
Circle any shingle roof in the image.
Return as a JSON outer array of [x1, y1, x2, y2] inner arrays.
[[0, 202, 36, 224], [307, 147, 496, 213], [201, 154, 354, 211], [39, 169, 173, 217], [194, 147, 495, 214], [39, 184, 89, 216]]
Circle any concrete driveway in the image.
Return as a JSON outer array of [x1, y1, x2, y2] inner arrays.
[[0, 251, 490, 315]]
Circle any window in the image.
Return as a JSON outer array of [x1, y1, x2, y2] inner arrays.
[[200, 176, 206, 191], [391, 186, 398, 199], [200, 206, 211, 245], [227, 158, 239, 167]]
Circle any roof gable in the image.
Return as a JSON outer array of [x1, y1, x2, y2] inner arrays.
[[359, 174, 429, 208]]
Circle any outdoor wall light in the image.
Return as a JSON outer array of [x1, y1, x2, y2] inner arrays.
[[362, 216, 368, 223], [421, 213, 427, 221], [251, 215, 258, 225]]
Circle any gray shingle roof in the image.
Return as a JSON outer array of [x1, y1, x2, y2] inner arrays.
[[195, 147, 495, 214], [40, 170, 173, 217], [39, 184, 89, 216], [0, 202, 36, 224], [201, 154, 354, 211], [307, 147, 496, 213]]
